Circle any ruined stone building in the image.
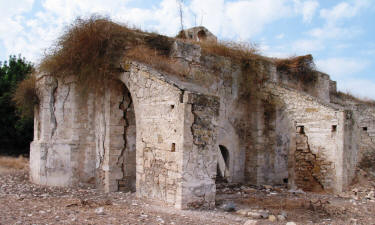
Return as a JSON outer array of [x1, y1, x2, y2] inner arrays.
[[29, 25, 375, 209]]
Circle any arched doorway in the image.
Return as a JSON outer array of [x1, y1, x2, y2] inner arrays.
[[217, 145, 230, 182]]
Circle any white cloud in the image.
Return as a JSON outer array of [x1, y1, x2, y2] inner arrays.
[[299, 0, 371, 53], [189, 0, 225, 34], [320, 0, 370, 24], [293, 0, 319, 23], [1, 0, 311, 62], [316, 57, 369, 79], [222, 0, 292, 39], [308, 25, 362, 40], [276, 33, 285, 39]]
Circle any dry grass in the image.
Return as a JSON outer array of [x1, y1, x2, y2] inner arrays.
[[36, 15, 319, 111], [198, 40, 269, 101], [275, 54, 318, 85], [0, 156, 28, 170], [40, 16, 141, 90], [199, 41, 260, 62], [13, 74, 39, 118], [124, 45, 189, 77], [39, 15, 178, 94], [334, 91, 375, 106]]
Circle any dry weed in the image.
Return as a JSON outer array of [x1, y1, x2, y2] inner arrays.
[[335, 91, 375, 106], [0, 156, 28, 170], [13, 74, 39, 118], [275, 54, 318, 85]]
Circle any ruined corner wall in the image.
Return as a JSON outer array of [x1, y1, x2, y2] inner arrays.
[[30, 74, 80, 186], [267, 83, 358, 192], [30, 61, 220, 209]]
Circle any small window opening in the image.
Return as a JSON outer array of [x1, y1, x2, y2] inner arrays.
[[197, 30, 207, 41], [171, 143, 176, 152], [283, 178, 288, 184], [332, 125, 337, 132], [297, 126, 305, 134], [170, 105, 175, 109], [363, 127, 368, 131]]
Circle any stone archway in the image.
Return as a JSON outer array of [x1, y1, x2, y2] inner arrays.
[[217, 145, 230, 182]]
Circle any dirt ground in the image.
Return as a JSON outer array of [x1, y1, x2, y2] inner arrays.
[[1, 156, 375, 225]]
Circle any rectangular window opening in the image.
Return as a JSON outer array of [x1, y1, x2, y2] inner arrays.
[[332, 125, 337, 132], [297, 126, 305, 134]]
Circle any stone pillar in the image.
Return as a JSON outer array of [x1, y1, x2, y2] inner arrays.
[[179, 92, 220, 209]]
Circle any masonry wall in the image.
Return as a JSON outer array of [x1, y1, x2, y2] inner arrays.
[[30, 61, 220, 209], [268, 83, 358, 192]]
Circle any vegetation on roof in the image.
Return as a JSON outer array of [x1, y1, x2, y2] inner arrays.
[[334, 91, 375, 106], [275, 54, 318, 85], [14, 15, 329, 118]]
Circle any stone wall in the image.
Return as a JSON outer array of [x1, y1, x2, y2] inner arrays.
[[30, 37, 370, 209], [268, 83, 357, 192], [30, 61, 220, 209]]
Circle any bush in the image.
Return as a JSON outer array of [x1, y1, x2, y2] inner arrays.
[[39, 15, 178, 94], [13, 74, 39, 118], [0, 55, 34, 156]]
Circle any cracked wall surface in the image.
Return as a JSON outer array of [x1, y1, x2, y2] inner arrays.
[[30, 58, 220, 209], [30, 37, 373, 209]]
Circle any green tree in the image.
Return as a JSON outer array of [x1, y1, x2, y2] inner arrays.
[[0, 55, 34, 156]]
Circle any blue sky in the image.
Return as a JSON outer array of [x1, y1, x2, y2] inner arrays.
[[1, 0, 374, 98]]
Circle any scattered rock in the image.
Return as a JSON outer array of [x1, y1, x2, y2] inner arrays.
[[268, 215, 277, 222], [263, 185, 273, 190], [247, 211, 262, 219], [236, 209, 249, 216], [244, 219, 258, 225], [280, 210, 287, 217], [221, 201, 236, 212], [95, 207, 105, 215], [277, 215, 286, 221], [288, 189, 305, 194], [258, 210, 269, 219], [286, 222, 297, 225]]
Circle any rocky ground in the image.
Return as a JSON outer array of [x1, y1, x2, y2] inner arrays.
[[1, 156, 375, 225]]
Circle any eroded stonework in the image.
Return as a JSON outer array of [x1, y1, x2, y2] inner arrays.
[[30, 27, 375, 209]]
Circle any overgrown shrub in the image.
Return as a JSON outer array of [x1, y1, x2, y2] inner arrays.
[[39, 15, 178, 94], [13, 74, 39, 118]]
